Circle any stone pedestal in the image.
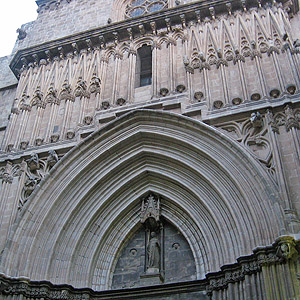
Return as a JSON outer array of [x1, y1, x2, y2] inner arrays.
[[140, 272, 164, 286]]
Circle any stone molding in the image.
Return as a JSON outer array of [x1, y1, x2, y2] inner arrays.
[[10, 0, 298, 78], [1, 110, 284, 290], [0, 236, 298, 299]]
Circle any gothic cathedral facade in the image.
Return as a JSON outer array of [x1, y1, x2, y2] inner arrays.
[[0, 0, 300, 299]]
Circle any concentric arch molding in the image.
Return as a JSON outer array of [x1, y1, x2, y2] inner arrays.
[[0, 109, 285, 291]]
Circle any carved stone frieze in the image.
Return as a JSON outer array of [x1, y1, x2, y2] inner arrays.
[[266, 106, 300, 133]]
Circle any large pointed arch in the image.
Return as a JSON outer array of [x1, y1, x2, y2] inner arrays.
[[1, 110, 284, 291]]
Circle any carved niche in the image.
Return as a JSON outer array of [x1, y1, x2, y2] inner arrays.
[[140, 193, 163, 280]]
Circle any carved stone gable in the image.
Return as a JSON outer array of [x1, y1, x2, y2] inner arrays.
[[140, 193, 160, 225]]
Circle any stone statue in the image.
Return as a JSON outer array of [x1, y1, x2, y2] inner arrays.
[[47, 150, 59, 168], [27, 153, 40, 172], [147, 232, 160, 273]]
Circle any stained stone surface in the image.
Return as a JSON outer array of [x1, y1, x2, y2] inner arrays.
[[112, 222, 196, 289], [134, 291, 208, 299]]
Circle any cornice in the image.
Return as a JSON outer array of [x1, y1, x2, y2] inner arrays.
[[0, 236, 299, 299], [10, 0, 298, 78]]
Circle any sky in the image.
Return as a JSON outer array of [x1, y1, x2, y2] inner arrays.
[[0, 0, 38, 57]]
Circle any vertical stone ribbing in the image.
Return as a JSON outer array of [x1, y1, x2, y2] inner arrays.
[[152, 40, 159, 98], [2, 110, 19, 151], [127, 50, 136, 102], [99, 58, 108, 106]]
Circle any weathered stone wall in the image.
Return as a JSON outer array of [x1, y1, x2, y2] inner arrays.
[[14, 0, 112, 52], [0, 0, 299, 298], [4, 3, 300, 153], [14, 0, 203, 53], [0, 56, 17, 136]]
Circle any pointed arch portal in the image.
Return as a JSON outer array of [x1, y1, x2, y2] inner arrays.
[[2, 110, 284, 291]]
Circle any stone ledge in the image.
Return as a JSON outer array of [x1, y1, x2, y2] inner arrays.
[[0, 236, 298, 299]]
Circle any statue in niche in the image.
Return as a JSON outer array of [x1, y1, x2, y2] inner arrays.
[[140, 193, 163, 278], [147, 231, 160, 273]]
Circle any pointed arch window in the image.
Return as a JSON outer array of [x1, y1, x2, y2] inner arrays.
[[136, 45, 152, 87]]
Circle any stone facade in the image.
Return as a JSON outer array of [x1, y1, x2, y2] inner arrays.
[[0, 0, 300, 299]]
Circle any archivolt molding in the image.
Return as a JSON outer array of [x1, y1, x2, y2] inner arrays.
[[1, 110, 284, 290]]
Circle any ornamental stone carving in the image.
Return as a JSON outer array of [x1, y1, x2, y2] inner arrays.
[[140, 193, 162, 276], [276, 236, 299, 260], [140, 193, 161, 226], [16, 28, 26, 40], [32, 88, 45, 108], [285, 105, 299, 131], [250, 112, 263, 128], [27, 153, 40, 172], [66, 130, 75, 139], [89, 74, 101, 94], [74, 78, 89, 98], [101, 101, 110, 110], [20, 140, 29, 150], [35, 137, 44, 146], [194, 91, 203, 102], [84, 116, 93, 125], [116, 98, 126, 106], [50, 133, 60, 143], [60, 80, 74, 102], [46, 85, 59, 105], [46, 150, 59, 168], [20, 151, 59, 208]]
